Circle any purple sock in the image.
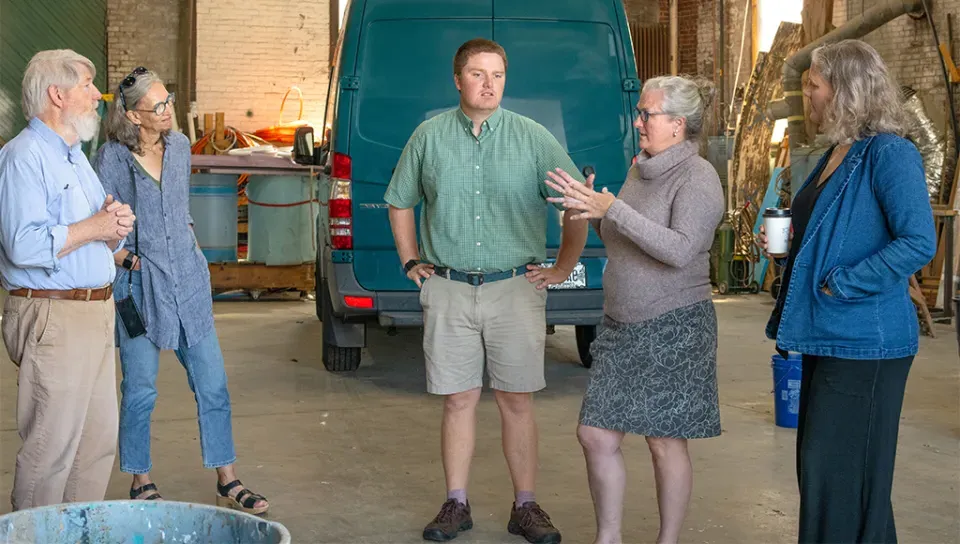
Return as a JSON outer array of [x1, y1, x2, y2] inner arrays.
[[515, 491, 535, 508], [447, 489, 467, 505]]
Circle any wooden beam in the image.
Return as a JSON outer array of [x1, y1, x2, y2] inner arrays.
[[208, 262, 315, 291]]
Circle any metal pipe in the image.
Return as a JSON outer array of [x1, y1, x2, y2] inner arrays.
[[670, 0, 679, 75], [718, 0, 725, 134], [775, 0, 925, 147]]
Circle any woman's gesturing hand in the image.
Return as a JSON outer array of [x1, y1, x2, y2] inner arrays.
[[544, 168, 614, 220]]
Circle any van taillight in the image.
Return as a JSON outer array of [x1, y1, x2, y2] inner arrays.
[[329, 152, 353, 250], [332, 152, 352, 179]]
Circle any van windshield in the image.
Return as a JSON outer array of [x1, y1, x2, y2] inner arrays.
[[354, 19, 626, 155]]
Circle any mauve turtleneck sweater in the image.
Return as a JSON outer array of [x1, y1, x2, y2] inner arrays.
[[593, 139, 725, 323]]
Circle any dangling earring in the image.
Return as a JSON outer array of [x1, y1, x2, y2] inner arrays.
[[673, 129, 678, 137]]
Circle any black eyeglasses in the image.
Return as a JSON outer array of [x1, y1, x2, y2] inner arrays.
[[118, 66, 148, 111], [635, 106, 670, 123]]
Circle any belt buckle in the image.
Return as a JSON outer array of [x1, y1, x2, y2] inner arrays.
[[470, 273, 483, 286]]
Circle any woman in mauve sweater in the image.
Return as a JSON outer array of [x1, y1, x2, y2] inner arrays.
[[545, 75, 724, 544]]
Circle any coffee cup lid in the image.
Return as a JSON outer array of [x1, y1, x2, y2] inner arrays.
[[764, 207, 792, 217]]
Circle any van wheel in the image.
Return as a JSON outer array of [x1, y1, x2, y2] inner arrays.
[[323, 342, 361, 372], [575, 325, 596, 368], [320, 278, 362, 372]]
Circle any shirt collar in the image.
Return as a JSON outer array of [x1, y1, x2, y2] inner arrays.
[[28, 117, 85, 163], [456, 106, 504, 135]]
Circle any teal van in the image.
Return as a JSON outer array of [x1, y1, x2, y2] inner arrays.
[[310, 0, 640, 371]]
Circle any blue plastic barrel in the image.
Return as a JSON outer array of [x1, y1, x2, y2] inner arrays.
[[245, 175, 318, 266], [189, 173, 239, 263], [0, 500, 290, 543], [772, 352, 803, 428]]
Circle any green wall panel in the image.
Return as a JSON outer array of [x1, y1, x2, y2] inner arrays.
[[0, 0, 107, 142]]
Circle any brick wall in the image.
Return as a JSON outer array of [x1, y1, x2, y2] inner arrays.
[[195, 0, 332, 134], [106, 0, 180, 89], [677, 0, 698, 75]]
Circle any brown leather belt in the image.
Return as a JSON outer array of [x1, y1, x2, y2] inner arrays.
[[8, 286, 113, 301]]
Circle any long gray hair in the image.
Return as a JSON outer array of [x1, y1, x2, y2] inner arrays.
[[104, 68, 164, 154], [810, 40, 908, 144]]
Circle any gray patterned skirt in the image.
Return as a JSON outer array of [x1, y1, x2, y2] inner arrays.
[[578, 300, 721, 439]]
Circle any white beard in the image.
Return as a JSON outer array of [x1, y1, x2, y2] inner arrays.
[[66, 109, 100, 142]]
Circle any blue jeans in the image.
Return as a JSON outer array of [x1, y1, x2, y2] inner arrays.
[[114, 270, 236, 474]]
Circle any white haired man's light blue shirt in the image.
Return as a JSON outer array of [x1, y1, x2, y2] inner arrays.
[[0, 117, 122, 291]]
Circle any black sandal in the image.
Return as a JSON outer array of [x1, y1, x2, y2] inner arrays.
[[130, 483, 162, 500], [216, 479, 269, 515]]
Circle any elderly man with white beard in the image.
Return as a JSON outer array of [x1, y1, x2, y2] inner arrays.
[[0, 49, 135, 510]]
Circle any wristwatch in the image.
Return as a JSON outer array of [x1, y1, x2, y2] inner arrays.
[[403, 259, 419, 273], [122, 253, 137, 270]]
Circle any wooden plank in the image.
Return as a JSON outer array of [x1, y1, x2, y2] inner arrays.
[[214, 112, 226, 154], [203, 113, 214, 154], [731, 22, 805, 217], [208, 262, 315, 291]]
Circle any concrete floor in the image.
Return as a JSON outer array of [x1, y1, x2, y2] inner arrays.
[[0, 293, 957, 543]]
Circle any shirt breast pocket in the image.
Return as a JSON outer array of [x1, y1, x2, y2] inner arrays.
[[55, 183, 93, 225]]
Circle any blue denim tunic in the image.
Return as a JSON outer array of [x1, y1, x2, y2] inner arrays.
[[94, 132, 215, 350]]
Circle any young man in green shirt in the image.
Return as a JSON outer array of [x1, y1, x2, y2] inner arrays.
[[385, 38, 591, 543]]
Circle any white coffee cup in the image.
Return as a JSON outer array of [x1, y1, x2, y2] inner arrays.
[[763, 208, 792, 255]]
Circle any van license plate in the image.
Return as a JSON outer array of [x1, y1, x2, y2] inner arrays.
[[543, 262, 587, 289]]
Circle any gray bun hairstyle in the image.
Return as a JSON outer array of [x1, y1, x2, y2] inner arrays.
[[641, 75, 717, 140]]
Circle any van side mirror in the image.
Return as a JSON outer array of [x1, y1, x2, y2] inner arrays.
[[293, 126, 315, 165]]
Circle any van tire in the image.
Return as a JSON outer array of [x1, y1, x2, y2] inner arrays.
[[324, 343, 362, 372], [320, 278, 362, 372], [575, 325, 596, 368]]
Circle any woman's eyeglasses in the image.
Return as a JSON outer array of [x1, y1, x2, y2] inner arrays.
[[635, 107, 670, 123], [134, 93, 175, 115]]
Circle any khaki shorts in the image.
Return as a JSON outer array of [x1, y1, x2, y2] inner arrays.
[[420, 274, 547, 395]]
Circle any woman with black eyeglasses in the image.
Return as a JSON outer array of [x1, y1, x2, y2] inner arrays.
[[93, 67, 269, 514], [545, 75, 724, 544]]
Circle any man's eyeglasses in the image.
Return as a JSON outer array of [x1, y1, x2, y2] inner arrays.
[[635, 107, 670, 123], [118, 66, 148, 111]]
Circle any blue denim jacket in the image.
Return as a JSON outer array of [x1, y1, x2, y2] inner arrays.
[[765, 133, 937, 360]]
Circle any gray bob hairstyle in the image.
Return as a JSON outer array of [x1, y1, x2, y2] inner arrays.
[[810, 39, 907, 144], [641, 75, 717, 140], [104, 68, 164, 154], [21, 49, 96, 120]]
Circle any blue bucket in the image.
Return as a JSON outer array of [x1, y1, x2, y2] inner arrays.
[[772, 352, 803, 428], [0, 500, 290, 543]]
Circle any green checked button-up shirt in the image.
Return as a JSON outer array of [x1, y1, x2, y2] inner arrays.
[[384, 107, 584, 273]]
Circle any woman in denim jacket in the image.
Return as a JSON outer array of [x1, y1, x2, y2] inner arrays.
[[95, 67, 268, 514], [758, 40, 936, 543]]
